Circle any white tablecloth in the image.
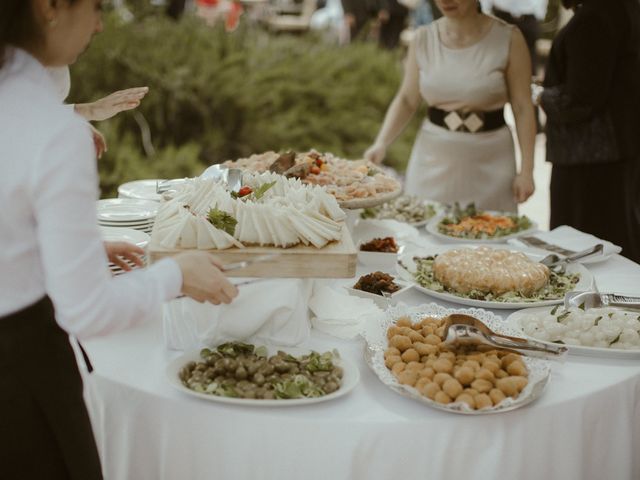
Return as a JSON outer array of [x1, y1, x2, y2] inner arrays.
[[83, 247, 640, 480]]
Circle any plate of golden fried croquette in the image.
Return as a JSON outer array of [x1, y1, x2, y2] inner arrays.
[[361, 303, 552, 414]]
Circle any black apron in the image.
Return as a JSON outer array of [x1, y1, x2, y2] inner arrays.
[[0, 296, 103, 480]]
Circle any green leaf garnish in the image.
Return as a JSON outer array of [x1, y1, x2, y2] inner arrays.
[[207, 208, 237, 236], [252, 181, 277, 200]]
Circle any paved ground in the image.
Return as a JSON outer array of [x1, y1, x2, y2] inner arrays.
[[507, 106, 551, 230], [519, 134, 551, 230]]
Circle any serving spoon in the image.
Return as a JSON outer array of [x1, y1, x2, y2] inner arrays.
[[539, 244, 604, 273]]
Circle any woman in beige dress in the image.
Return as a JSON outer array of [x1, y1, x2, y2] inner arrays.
[[365, 0, 536, 212]]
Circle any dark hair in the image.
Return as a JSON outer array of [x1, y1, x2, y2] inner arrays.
[[0, 0, 79, 69], [0, 0, 40, 68]]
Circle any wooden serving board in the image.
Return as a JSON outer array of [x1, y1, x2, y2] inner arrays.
[[149, 226, 357, 278]]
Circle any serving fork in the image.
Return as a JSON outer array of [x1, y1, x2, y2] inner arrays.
[[519, 235, 576, 256]]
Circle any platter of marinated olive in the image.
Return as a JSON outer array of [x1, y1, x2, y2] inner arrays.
[[166, 342, 360, 406]]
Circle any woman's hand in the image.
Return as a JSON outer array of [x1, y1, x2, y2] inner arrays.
[[90, 124, 107, 159], [175, 252, 239, 305], [75, 87, 149, 122], [105, 241, 145, 271], [512, 173, 535, 203], [364, 143, 387, 165]]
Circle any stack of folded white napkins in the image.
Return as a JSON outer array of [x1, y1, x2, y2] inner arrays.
[[163, 279, 314, 350], [152, 173, 346, 249], [309, 282, 384, 339]]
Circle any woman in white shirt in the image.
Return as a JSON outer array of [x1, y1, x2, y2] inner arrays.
[[0, 1, 238, 478]]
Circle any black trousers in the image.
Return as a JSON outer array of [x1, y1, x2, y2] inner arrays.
[[0, 297, 103, 480]]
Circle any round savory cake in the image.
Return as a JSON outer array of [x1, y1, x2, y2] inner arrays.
[[433, 247, 550, 297]]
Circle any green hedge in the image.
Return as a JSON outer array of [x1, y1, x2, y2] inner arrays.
[[70, 14, 422, 197]]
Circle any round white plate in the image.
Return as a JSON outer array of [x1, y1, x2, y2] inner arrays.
[[361, 303, 551, 414], [397, 244, 593, 309], [426, 211, 538, 244], [99, 226, 150, 247], [359, 198, 444, 227], [506, 306, 640, 359], [118, 179, 164, 202], [166, 347, 360, 407], [96, 199, 158, 222]]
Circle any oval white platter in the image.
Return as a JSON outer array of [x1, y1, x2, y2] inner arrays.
[[425, 211, 538, 244], [166, 346, 360, 407], [361, 303, 551, 414], [359, 198, 445, 228], [396, 244, 593, 310], [506, 306, 640, 359]]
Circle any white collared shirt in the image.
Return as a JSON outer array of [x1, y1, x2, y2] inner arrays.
[[0, 49, 182, 340], [480, 0, 549, 20]]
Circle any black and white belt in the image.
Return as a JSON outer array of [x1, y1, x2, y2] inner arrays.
[[428, 106, 506, 133]]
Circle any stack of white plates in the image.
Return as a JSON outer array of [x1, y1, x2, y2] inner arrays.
[[118, 179, 165, 202], [97, 198, 158, 234], [100, 226, 150, 276]]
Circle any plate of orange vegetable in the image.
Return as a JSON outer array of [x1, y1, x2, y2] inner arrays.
[[426, 203, 538, 243]]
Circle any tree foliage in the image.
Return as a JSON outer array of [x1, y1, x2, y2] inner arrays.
[[70, 14, 422, 197]]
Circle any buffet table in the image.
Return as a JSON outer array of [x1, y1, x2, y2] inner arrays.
[[82, 247, 640, 480]]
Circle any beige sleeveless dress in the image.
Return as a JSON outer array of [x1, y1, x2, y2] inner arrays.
[[404, 18, 517, 212]]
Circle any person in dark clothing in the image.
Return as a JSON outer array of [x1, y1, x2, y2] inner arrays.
[[341, 0, 377, 40], [377, 0, 409, 49], [166, 0, 187, 19], [538, 0, 640, 263], [491, 8, 540, 72]]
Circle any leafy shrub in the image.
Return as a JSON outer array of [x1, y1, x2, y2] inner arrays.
[[70, 14, 421, 197]]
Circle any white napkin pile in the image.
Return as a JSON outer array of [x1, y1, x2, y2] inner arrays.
[[163, 279, 313, 350], [309, 282, 383, 339], [509, 225, 622, 262]]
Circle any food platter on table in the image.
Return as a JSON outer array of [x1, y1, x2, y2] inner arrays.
[[426, 203, 537, 243], [166, 343, 360, 407], [222, 150, 402, 209], [361, 303, 551, 414], [396, 244, 593, 309], [507, 305, 640, 359], [359, 195, 444, 227], [148, 173, 357, 278]]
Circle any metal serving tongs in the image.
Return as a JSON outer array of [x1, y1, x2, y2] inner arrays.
[[175, 253, 281, 298], [221, 253, 281, 272], [564, 291, 640, 311], [442, 314, 567, 359]]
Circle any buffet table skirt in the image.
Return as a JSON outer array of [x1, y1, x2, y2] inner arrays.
[[83, 255, 640, 480]]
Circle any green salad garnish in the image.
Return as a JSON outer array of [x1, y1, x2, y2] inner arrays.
[[438, 202, 532, 239]]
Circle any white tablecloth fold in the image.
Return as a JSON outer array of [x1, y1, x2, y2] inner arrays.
[[309, 282, 383, 339]]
